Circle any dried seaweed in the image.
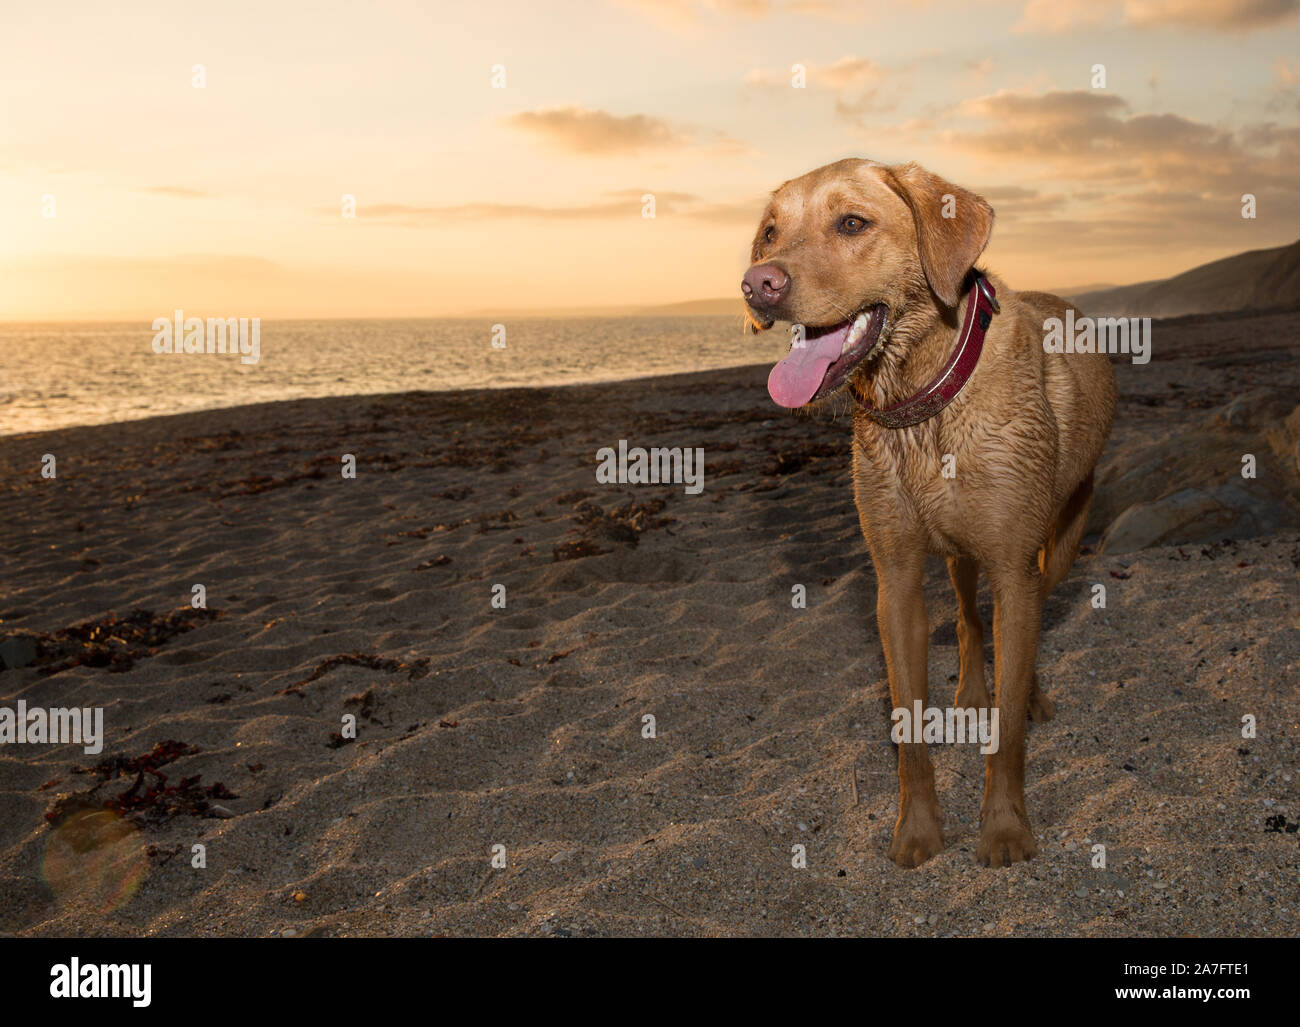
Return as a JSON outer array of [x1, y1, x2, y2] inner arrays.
[[32, 607, 221, 676], [553, 498, 675, 561], [45, 739, 238, 828]]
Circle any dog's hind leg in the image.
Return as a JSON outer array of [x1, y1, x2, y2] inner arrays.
[[1027, 472, 1096, 723], [1038, 471, 1094, 595], [979, 556, 1043, 867], [947, 556, 990, 710]]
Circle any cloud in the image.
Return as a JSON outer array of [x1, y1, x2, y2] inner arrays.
[[1015, 0, 1299, 33], [974, 184, 1068, 216], [937, 88, 1300, 252], [317, 191, 765, 226], [1124, 0, 1299, 29], [505, 107, 683, 154], [951, 89, 1243, 182], [746, 56, 884, 90], [616, 0, 867, 25], [813, 56, 884, 91], [503, 106, 745, 156], [748, 56, 899, 123]]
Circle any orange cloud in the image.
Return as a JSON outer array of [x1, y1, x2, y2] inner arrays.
[[504, 106, 745, 155], [617, 0, 867, 25], [747, 56, 899, 122], [315, 191, 764, 226], [1016, 0, 1299, 33]]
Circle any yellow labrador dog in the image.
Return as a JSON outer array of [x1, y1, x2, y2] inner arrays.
[[743, 158, 1115, 867]]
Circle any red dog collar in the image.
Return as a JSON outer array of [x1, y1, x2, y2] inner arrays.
[[852, 271, 997, 429]]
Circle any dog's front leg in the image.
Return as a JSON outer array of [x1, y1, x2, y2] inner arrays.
[[979, 559, 1042, 867], [876, 551, 944, 867]]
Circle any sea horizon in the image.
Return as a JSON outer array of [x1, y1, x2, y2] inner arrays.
[[0, 315, 787, 437]]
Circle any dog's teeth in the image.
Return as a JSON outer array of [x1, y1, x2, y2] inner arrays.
[[841, 312, 869, 355]]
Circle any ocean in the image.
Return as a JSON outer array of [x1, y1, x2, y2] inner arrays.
[[0, 316, 790, 436]]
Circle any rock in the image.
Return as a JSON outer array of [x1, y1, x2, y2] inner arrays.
[[1204, 388, 1294, 431], [1100, 482, 1293, 553], [0, 633, 38, 670], [1091, 390, 1300, 543], [1101, 489, 1225, 553]]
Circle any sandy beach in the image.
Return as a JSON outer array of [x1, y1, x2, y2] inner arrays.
[[1, 310, 1297, 938]]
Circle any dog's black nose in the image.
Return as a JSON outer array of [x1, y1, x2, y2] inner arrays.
[[742, 263, 789, 309]]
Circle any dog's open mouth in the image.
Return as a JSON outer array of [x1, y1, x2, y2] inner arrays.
[[766, 304, 887, 408]]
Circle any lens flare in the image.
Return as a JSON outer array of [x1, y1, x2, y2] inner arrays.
[[42, 809, 148, 915]]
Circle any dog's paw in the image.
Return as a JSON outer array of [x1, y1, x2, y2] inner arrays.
[[1028, 675, 1055, 722], [954, 681, 991, 710], [977, 807, 1037, 867], [889, 808, 945, 868]]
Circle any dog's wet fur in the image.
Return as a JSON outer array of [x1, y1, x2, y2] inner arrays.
[[745, 158, 1116, 867]]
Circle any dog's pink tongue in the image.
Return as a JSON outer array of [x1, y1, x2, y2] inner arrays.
[[767, 327, 848, 408]]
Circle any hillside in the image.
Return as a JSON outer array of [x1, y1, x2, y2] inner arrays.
[[1070, 240, 1300, 318]]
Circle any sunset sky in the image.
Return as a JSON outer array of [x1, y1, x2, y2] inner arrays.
[[2, 0, 1298, 319]]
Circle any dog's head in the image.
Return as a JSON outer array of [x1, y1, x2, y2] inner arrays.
[[743, 158, 994, 408]]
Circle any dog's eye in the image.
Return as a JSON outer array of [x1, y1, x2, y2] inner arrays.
[[763, 224, 776, 244], [838, 215, 869, 235]]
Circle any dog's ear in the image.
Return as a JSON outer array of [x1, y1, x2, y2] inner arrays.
[[883, 162, 994, 308]]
